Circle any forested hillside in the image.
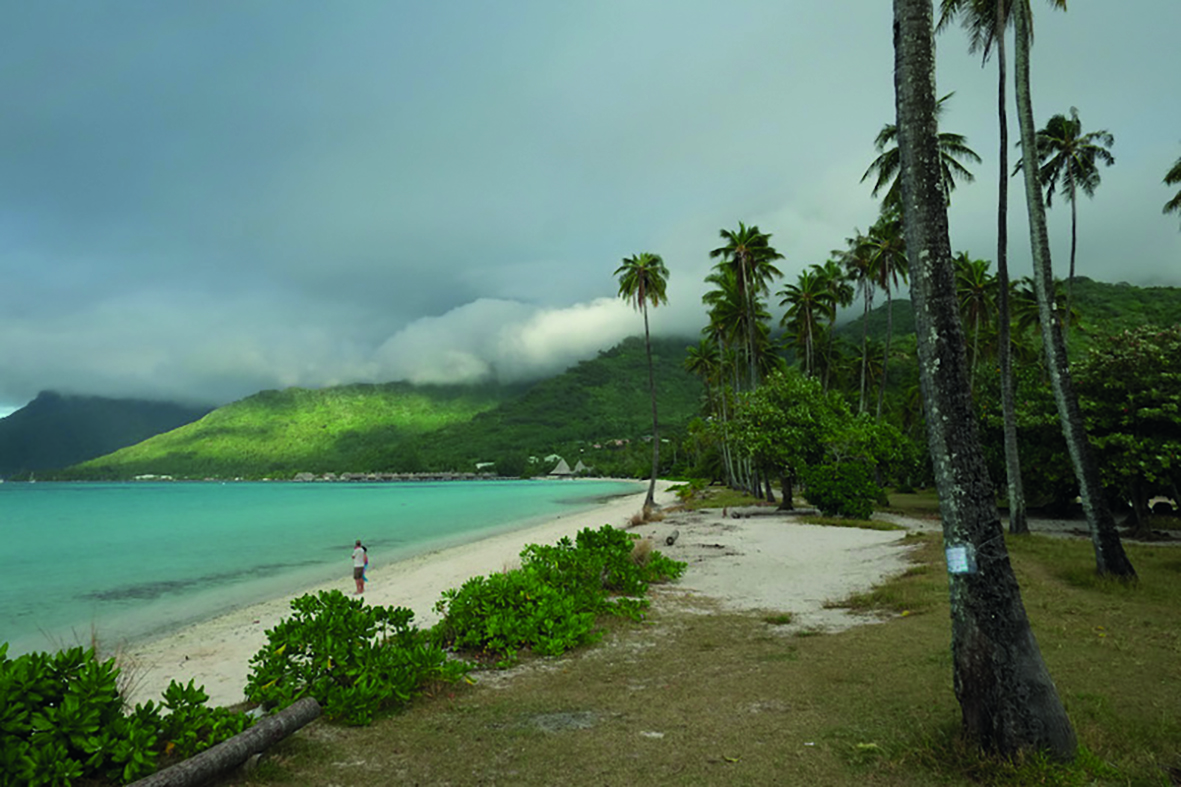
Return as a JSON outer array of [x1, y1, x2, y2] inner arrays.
[[52, 337, 702, 480], [408, 336, 704, 474], [0, 392, 212, 479], [60, 382, 521, 480]]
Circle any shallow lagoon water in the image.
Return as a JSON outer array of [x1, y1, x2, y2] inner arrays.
[[0, 479, 638, 656]]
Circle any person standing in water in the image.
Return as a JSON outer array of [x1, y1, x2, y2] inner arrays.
[[351, 539, 367, 595]]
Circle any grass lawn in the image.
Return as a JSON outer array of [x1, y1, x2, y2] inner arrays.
[[218, 509, 1181, 786]]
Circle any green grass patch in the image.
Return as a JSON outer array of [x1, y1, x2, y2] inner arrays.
[[222, 533, 1181, 787], [674, 486, 766, 511], [763, 612, 794, 626], [801, 515, 906, 531], [884, 488, 943, 518]]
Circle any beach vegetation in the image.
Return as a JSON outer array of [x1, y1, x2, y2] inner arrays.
[[0, 644, 250, 786], [431, 525, 686, 667], [244, 590, 468, 727], [223, 534, 1181, 786]]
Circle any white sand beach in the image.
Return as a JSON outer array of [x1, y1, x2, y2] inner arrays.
[[127, 484, 920, 708]]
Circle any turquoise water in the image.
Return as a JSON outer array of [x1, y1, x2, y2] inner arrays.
[[0, 479, 638, 656]]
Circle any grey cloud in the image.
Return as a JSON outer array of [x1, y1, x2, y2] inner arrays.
[[1, 1, 1178, 412]]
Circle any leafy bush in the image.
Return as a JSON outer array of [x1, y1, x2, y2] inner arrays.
[[802, 463, 881, 520], [0, 644, 250, 787], [431, 526, 686, 666], [245, 590, 470, 726]]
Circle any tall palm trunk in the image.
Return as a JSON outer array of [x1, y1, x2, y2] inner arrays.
[[641, 303, 659, 511], [859, 286, 872, 413], [894, 0, 1075, 757], [995, 0, 1027, 534], [1067, 180, 1078, 321], [740, 256, 759, 391], [1013, 3, 1134, 578]]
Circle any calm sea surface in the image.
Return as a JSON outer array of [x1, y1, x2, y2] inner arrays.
[[0, 479, 639, 656]]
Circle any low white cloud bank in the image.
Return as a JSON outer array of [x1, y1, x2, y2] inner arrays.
[[371, 297, 637, 385], [0, 292, 668, 411]]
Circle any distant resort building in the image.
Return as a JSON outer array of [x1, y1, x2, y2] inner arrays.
[[549, 457, 573, 477]]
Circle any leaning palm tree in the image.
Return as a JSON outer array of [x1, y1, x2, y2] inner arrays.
[[1012, 2, 1135, 578], [1016, 106, 1115, 315], [614, 252, 669, 512], [862, 92, 981, 210], [1163, 151, 1181, 226], [709, 223, 784, 390], [893, 0, 1076, 756], [937, 0, 1041, 534]]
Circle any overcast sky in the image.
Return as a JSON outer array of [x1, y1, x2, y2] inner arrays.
[[2, 1, 1178, 416]]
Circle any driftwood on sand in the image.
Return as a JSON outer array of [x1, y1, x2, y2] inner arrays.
[[665, 529, 680, 546], [128, 697, 321, 787]]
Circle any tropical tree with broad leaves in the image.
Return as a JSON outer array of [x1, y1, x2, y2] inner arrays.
[[614, 251, 669, 512]]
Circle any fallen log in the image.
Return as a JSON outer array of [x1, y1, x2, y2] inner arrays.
[[665, 529, 680, 546], [129, 697, 322, 787]]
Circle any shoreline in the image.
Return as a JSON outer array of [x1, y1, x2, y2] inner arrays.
[[126, 479, 670, 707]]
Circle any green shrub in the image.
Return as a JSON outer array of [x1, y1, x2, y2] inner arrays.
[[431, 526, 686, 666], [802, 463, 881, 520], [0, 644, 250, 787], [245, 590, 470, 726]]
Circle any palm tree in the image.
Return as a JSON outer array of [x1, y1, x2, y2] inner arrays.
[[1163, 151, 1181, 226], [684, 338, 722, 413], [954, 253, 996, 395], [813, 258, 855, 391], [862, 93, 981, 210], [709, 223, 784, 389], [859, 212, 909, 420], [893, 0, 1075, 757], [777, 269, 834, 377], [1012, 2, 1135, 578], [937, 0, 1035, 534], [614, 252, 669, 512], [1016, 106, 1115, 314], [838, 232, 877, 413]]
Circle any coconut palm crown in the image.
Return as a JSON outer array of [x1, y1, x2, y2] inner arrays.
[[614, 251, 669, 511]]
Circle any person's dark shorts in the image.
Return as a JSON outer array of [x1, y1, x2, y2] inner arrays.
[[354, 567, 364, 580]]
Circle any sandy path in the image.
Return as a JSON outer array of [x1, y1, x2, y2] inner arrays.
[[632, 506, 919, 631], [126, 490, 925, 707]]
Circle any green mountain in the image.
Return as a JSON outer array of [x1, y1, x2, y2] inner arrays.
[[410, 336, 704, 470], [53, 336, 702, 480], [0, 392, 212, 479], [60, 382, 521, 480]]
